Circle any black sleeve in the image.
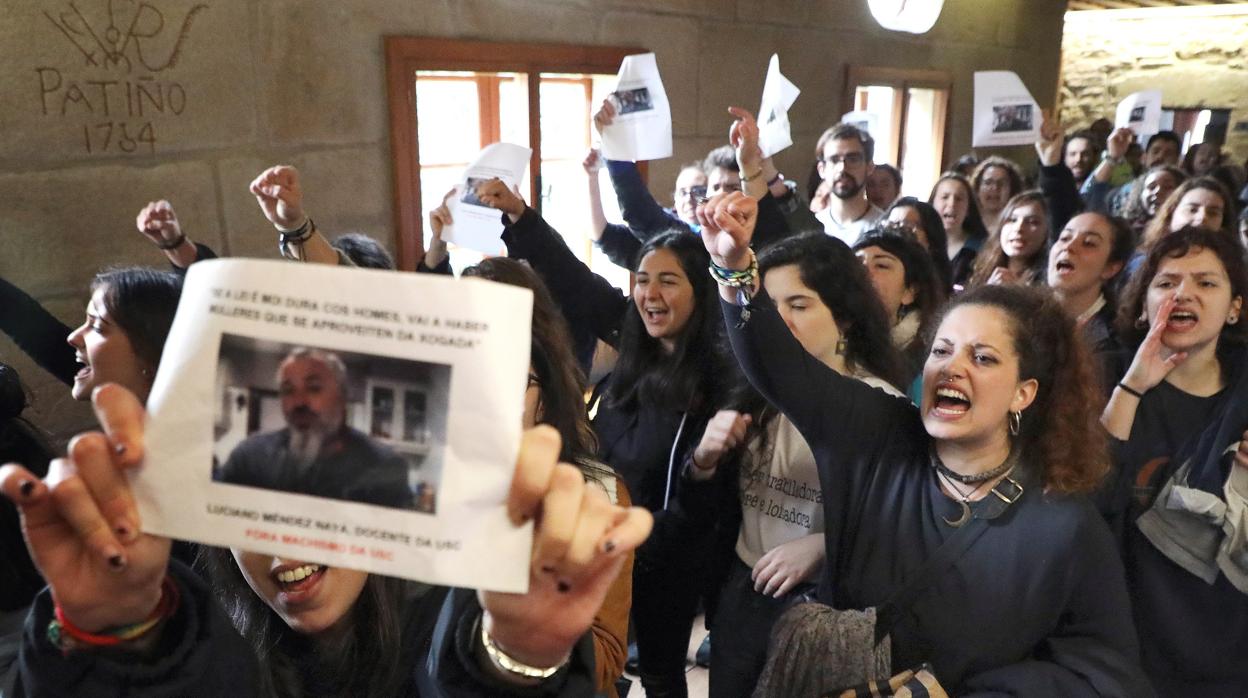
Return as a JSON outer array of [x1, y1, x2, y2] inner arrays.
[[721, 292, 918, 485], [16, 561, 261, 696], [417, 255, 454, 276], [605, 160, 692, 240], [0, 276, 77, 386], [1038, 162, 1083, 241], [168, 242, 219, 277], [753, 193, 799, 250], [502, 208, 629, 348], [421, 588, 597, 697], [595, 223, 643, 269]]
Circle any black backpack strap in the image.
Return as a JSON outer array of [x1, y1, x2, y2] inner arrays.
[[873, 475, 1025, 644]]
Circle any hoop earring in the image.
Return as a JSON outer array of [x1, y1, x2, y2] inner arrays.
[[1229, 315, 1240, 325], [1009, 410, 1021, 437]]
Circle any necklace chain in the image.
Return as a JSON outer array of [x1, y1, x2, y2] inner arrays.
[[931, 448, 1016, 484]]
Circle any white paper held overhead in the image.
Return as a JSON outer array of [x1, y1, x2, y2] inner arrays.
[[1115, 90, 1163, 137], [757, 54, 801, 159], [599, 53, 673, 162], [972, 71, 1041, 148]]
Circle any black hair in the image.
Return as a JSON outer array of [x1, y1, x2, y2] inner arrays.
[[0, 363, 54, 612], [853, 225, 947, 372], [1147, 130, 1181, 152], [929, 172, 990, 243], [607, 231, 725, 412], [874, 163, 902, 189], [332, 232, 395, 270], [196, 546, 413, 696], [703, 145, 740, 174], [91, 267, 183, 371], [758, 233, 906, 390], [814, 123, 876, 164], [888, 197, 953, 290]]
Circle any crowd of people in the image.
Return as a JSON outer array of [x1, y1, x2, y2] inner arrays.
[[1, 83, 1247, 697]]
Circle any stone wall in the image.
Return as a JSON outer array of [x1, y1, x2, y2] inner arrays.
[[0, 0, 1067, 440], [1060, 7, 1248, 162]]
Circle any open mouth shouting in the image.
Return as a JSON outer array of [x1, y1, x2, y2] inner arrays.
[[642, 306, 669, 327], [932, 385, 972, 419], [74, 353, 92, 383], [1165, 308, 1199, 333]]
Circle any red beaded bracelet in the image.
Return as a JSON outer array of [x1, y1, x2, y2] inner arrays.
[[48, 576, 180, 651]]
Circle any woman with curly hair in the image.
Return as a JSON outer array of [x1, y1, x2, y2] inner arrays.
[[698, 191, 1151, 695], [966, 191, 1050, 289], [1102, 226, 1248, 696]]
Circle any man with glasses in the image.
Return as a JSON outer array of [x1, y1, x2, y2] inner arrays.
[[813, 124, 884, 246]]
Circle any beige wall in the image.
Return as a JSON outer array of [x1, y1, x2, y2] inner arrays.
[[1059, 7, 1248, 162], [0, 0, 1067, 440]]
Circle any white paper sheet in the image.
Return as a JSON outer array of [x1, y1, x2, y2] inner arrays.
[[757, 54, 801, 159], [841, 110, 881, 138], [599, 53, 673, 162], [1115, 90, 1163, 136], [137, 259, 534, 592], [972, 71, 1041, 147], [442, 142, 532, 255]]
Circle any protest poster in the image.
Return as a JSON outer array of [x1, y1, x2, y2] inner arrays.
[[137, 259, 534, 592], [1115, 89, 1163, 136], [757, 54, 801, 159], [972, 71, 1041, 147], [600, 53, 673, 162], [441, 142, 532, 255]]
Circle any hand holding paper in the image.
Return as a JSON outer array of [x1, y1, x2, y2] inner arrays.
[[482, 426, 652, 668], [756, 54, 800, 159], [1035, 109, 1065, 167], [1116, 90, 1162, 136], [598, 53, 673, 162], [442, 142, 532, 255]]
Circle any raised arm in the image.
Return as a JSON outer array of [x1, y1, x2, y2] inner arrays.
[[474, 179, 630, 347], [594, 99, 692, 240], [697, 193, 913, 448], [1035, 111, 1082, 239], [250, 166, 351, 266], [135, 200, 215, 271], [0, 276, 76, 386], [729, 106, 803, 249]]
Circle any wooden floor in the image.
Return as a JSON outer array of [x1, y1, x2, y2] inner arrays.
[[623, 616, 710, 697]]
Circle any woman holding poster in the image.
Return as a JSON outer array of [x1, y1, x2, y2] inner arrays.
[[0, 386, 652, 696]]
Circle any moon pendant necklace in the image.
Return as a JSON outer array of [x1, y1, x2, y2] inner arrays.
[[936, 469, 978, 528]]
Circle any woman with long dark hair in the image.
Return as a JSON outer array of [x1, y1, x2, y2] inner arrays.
[[1101, 226, 1248, 696], [470, 178, 731, 697], [928, 173, 989, 289], [686, 232, 906, 698], [697, 191, 1150, 694], [967, 191, 1050, 288]]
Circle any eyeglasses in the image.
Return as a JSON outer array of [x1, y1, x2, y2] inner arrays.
[[824, 153, 865, 167], [677, 185, 708, 200]]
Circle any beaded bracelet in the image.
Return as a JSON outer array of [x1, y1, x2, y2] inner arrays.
[[708, 248, 758, 290], [48, 575, 180, 652]]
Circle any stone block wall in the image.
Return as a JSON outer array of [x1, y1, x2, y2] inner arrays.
[[1059, 8, 1248, 163], [0, 0, 1067, 440]]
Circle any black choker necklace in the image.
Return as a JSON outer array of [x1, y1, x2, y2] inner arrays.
[[931, 448, 1017, 484]]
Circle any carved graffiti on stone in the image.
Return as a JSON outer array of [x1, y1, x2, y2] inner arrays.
[[33, 1, 209, 155]]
